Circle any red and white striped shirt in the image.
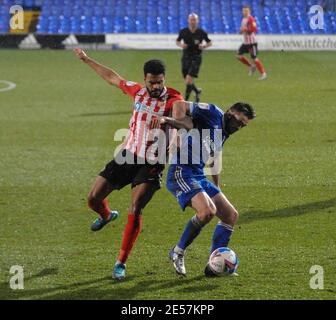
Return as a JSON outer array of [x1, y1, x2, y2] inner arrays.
[[241, 15, 257, 44], [119, 79, 183, 160]]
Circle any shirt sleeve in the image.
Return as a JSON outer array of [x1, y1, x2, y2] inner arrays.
[[247, 17, 257, 33], [203, 30, 211, 43], [118, 79, 142, 99], [190, 102, 214, 121], [176, 29, 184, 41], [166, 92, 184, 111]]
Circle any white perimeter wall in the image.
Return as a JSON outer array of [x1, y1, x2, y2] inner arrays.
[[105, 34, 336, 51]]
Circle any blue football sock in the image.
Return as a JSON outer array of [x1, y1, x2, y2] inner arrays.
[[211, 221, 234, 253], [177, 215, 205, 251]]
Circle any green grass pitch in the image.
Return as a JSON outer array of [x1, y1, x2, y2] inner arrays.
[[0, 49, 335, 300]]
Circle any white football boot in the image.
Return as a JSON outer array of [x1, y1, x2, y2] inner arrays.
[[258, 73, 267, 80], [169, 247, 186, 276]]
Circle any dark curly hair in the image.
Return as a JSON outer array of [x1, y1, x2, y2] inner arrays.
[[143, 59, 166, 76], [229, 102, 256, 119]]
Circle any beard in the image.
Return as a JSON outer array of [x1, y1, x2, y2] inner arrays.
[[223, 113, 240, 135], [147, 87, 163, 98]]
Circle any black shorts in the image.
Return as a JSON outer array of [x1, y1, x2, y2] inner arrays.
[[99, 149, 165, 190], [238, 43, 258, 59], [182, 54, 202, 78]]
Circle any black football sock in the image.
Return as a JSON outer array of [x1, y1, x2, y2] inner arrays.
[[185, 84, 193, 100], [191, 83, 200, 93]]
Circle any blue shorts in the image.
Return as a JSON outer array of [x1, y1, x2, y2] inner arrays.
[[166, 165, 221, 210]]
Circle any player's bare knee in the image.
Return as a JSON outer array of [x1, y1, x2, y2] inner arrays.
[[198, 206, 216, 223], [185, 75, 193, 85], [87, 192, 99, 208], [205, 210, 216, 223], [230, 208, 239, 224], [217, 207, 238, 225]]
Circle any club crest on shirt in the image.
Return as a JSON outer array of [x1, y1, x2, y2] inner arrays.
[[134, 101, 162, 115]]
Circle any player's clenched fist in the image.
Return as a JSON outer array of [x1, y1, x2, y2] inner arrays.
[[74, 48, 89, 62]]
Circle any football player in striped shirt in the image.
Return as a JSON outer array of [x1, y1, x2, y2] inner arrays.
[[74, 48, 183, 280], [236, 6, 267, 80]]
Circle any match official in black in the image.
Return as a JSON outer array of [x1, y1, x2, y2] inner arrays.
[[176, 13, 212, 102]]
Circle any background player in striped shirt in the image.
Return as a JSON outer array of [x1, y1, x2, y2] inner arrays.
[[74, 48, 183, 280], [236, 6, 267, 80]]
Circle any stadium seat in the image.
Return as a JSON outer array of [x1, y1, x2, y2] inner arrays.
[[0, 0, 335, 35]]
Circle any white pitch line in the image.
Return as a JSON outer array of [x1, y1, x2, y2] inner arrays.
[[0, 80, 17, 92]]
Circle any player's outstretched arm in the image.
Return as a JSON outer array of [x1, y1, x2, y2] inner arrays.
[[162, 101, 193, 130], [149, 101, 193, 130], [173, 100, 192, 125], [73, 48, 124, 87]]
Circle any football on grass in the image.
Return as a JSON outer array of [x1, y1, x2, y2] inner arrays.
[[208, 247, 238, 275]]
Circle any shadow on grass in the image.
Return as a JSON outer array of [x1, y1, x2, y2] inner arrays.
[[33, 268, 59, 278], [239, 197, 336, 224], [3, 199, 333, 299], [0, 270, 219, 300], [70, 111, 132, 117], [0, 267, 58, 299]]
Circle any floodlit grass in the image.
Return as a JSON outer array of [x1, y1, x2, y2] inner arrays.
[[0, 49, 335, 299]]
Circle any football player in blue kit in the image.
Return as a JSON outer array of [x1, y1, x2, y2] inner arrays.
[[158, 101, 255, 276]]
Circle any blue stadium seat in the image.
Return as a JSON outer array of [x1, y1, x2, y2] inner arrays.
[[1, 0, 335, 35]]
